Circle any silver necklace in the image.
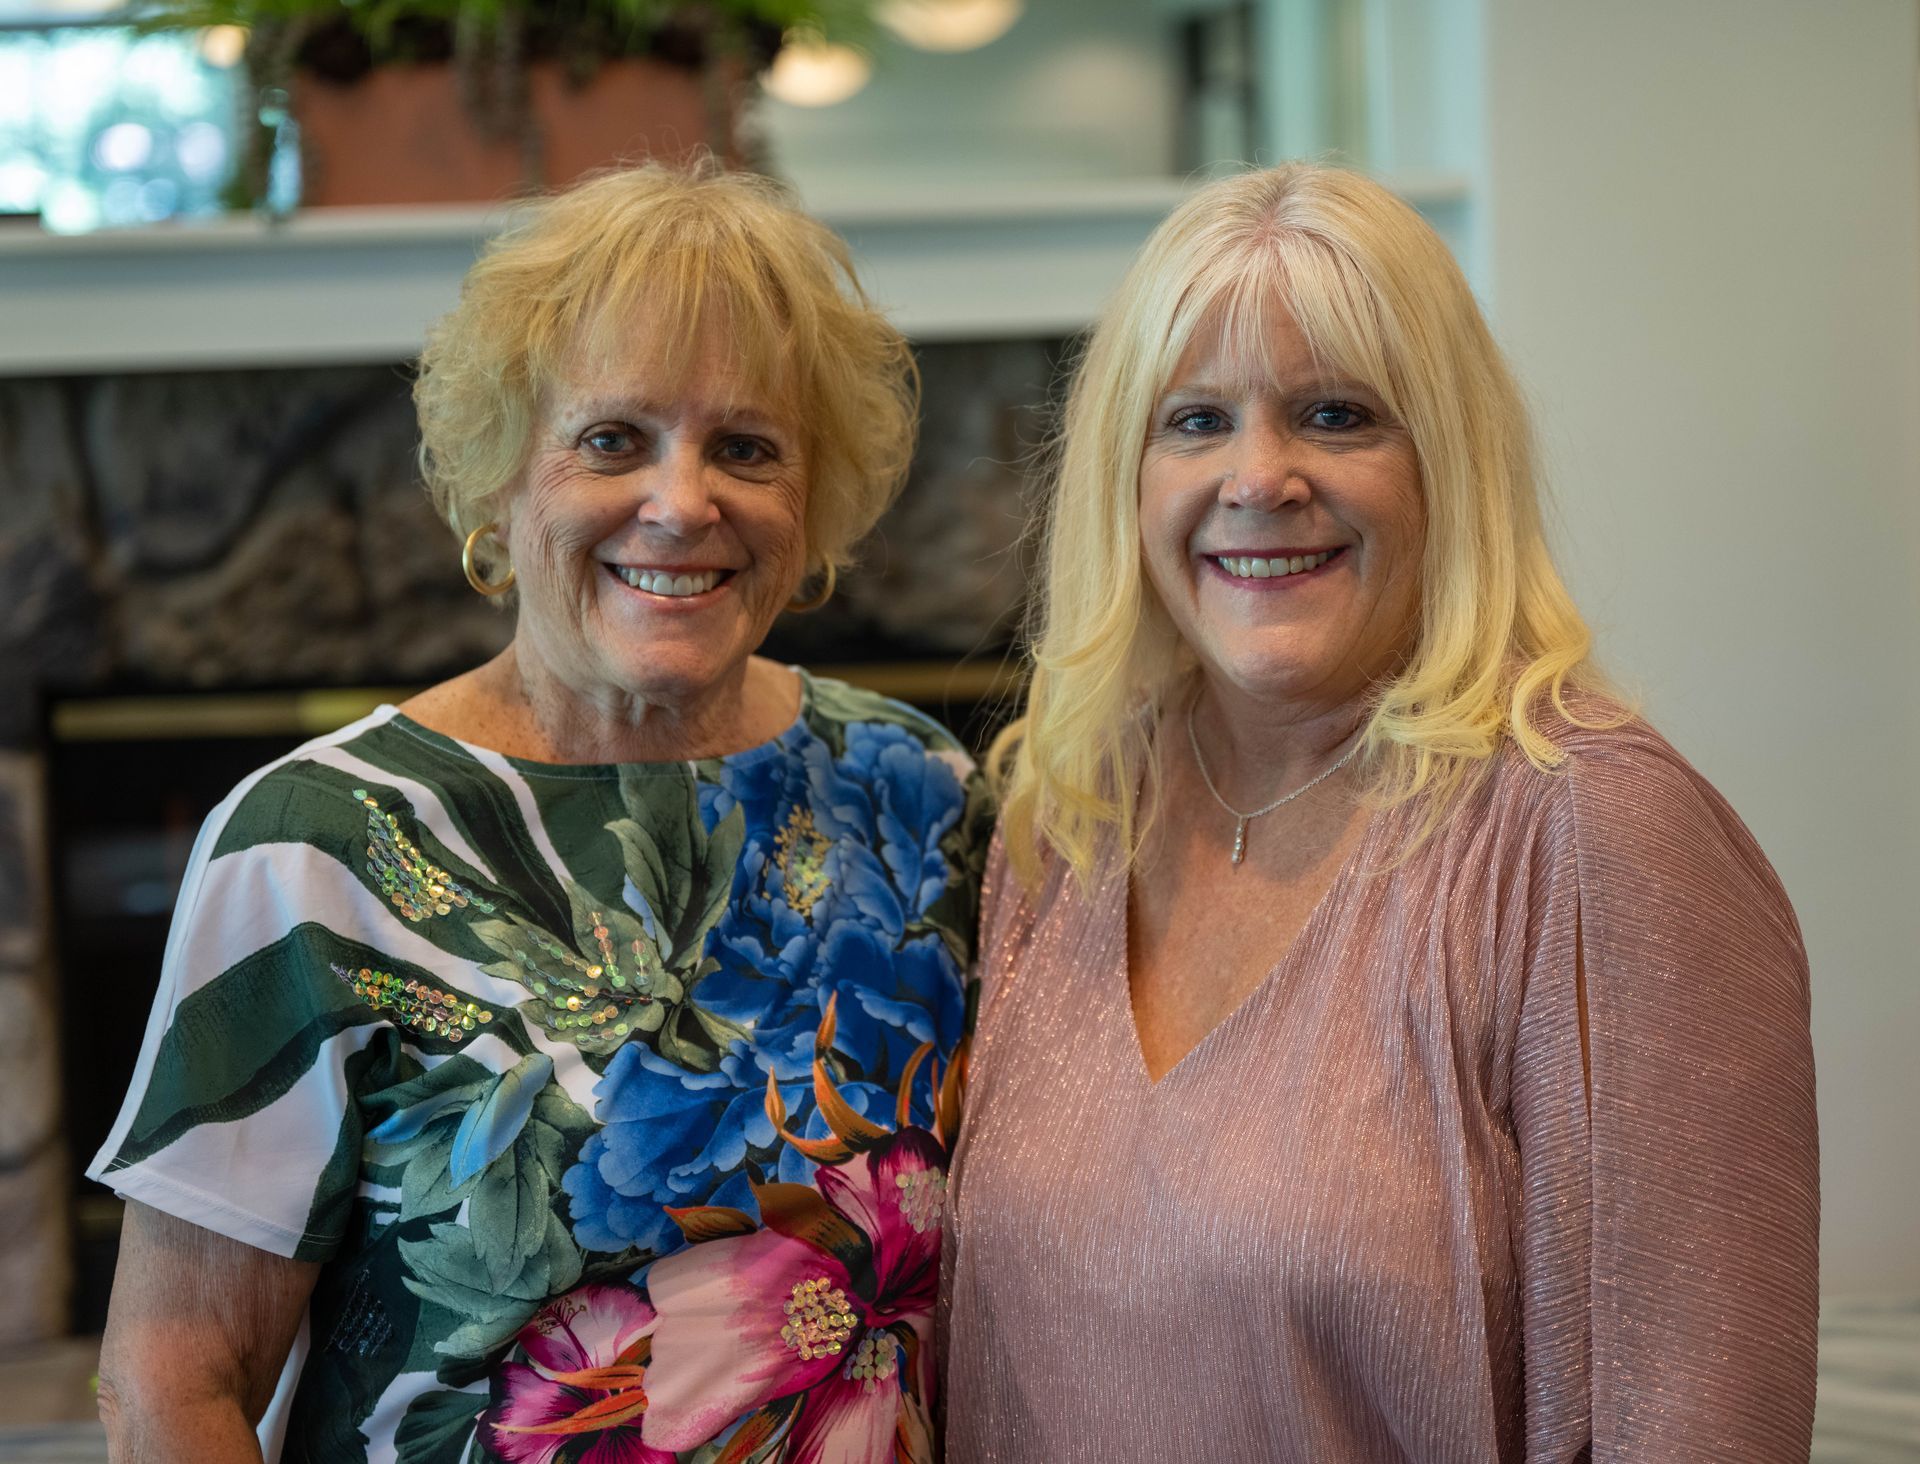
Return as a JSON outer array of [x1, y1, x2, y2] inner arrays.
[[1184, 699, 1364, 867]]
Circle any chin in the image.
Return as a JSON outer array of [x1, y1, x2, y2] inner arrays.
[[593, 645, 738, 705], [1204, 637, 1330, 698]]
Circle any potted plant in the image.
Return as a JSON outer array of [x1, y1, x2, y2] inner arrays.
[[139, 0, 875, 208]]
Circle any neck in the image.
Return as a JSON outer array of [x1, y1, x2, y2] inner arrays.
[[486, 642, 785, 763], [1184, 676, 1370, 809]]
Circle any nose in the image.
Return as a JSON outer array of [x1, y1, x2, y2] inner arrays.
[[634, 440, 722, 536], [1219, 419, 1311, 511]]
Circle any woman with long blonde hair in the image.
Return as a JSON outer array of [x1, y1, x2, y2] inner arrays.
[[943, 164, 1817, 1461]]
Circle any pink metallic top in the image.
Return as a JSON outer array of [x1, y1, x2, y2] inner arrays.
[[943, 717, 1819, 1462]]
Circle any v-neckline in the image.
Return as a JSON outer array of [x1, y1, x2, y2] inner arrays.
[[1115, 811, 1378, 1089]]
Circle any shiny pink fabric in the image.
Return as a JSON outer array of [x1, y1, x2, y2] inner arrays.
[[943, 718, 1818, 1462]]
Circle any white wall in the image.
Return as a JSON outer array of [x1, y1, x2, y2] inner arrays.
[[1481, 0, 1920, 1293]]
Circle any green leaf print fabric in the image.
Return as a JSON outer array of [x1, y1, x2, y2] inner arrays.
[[88, 672, 991, 1463]]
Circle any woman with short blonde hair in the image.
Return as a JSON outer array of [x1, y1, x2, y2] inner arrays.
[[946, 164, 1817, 1461], [415, 163, 918, 577], [91, 162, 988, 1464]]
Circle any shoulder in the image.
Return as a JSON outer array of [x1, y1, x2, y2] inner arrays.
[[1479, 700, 1801, 953], [153, 709, 431, 981], [1473, 693, 1729, 841], [1521, 700, 1754, 858], [205, 705, 422, 862], [799, 670, 981, 777]]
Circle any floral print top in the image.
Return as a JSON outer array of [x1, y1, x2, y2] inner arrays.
[[88, 671, 991, 1464]]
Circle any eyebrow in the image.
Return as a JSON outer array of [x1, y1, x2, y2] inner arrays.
[[558, 395, 791, 432], [1157, 374, 1376, 403]]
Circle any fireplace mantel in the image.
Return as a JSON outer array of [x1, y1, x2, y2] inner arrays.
[[0, 173, 1469, 375]]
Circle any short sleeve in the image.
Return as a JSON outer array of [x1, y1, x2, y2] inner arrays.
[[86, 779, 384, 1262], [1511, 732, 1819, 1461]]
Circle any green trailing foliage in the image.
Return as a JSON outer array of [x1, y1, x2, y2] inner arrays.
[[135, 0, 880, 55]]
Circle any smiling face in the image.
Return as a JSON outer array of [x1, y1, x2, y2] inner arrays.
[[1138, 297, 1425, 717], [499, 311, 810, 718]]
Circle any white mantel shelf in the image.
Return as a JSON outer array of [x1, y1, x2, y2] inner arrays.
[[0, 174, 1470, 375]]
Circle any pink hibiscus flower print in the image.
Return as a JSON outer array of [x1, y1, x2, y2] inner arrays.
[[641, 1128, 945, 1464], [639, 997, 956, 1464], [481, 1283, 668, 1464]]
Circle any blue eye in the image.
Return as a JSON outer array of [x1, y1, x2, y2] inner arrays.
[[1310, 402, 1369, 430], [1171, 407, 1227, 434], [583, 427, 635, 454]]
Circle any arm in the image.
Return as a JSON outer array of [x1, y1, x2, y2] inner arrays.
[[1513, 738, 1819, 1461], [97, 1201, 320, 1463]]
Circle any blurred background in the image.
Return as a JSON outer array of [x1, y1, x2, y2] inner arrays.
[[0, 0, 1915, 1456]]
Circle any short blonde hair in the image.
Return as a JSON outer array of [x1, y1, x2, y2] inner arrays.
[[997, 163, 1605, 882], [414, 162, 918, 570]]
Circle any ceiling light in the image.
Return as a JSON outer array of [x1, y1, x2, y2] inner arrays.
[[763, 33, 873, 107], [876, 0, 1023, 52], [197, 25, 248, 70]]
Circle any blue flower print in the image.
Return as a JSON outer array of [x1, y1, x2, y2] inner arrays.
[[560, 1031, 911, 1255], [566, 699, 975, 1260], [697, 866, 818, 1025], [561, 1042, 804, 1256], [847, 723, 968, 920], [715, 717, 965, 935], [801, 724, 966, 926], [801, 922, 963, 1088]]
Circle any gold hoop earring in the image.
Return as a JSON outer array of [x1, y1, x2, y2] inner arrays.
[[462, 522, 516, 597], [786, 562, 836, 614]]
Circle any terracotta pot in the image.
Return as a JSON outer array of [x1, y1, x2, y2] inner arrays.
[[292, 57, 729, 207]]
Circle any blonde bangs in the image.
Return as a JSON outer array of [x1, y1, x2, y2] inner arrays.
[[562, 218, 802, 413]]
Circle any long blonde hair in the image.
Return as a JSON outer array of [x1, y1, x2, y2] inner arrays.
[[994, 163, 1605, 883]]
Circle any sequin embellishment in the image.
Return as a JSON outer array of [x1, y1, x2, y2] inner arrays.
[[332, 962, 492, 1042], [842, 1331, 900, 1392], [498, 909, 663, 1042], [894, 1169, 947, 1234], [780, 1277, 856, 1360], [773, 806, 832, 918], [354, 789, 496, 923]]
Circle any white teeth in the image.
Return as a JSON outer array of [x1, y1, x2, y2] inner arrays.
[[618, 567, 722, 597], [1217, 550, 1335, 579]]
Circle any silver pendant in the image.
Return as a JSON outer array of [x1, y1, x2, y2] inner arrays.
[[1232, 817, 1248, 866]]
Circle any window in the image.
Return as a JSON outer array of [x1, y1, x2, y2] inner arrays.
[[0, 2, 240, 231]]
